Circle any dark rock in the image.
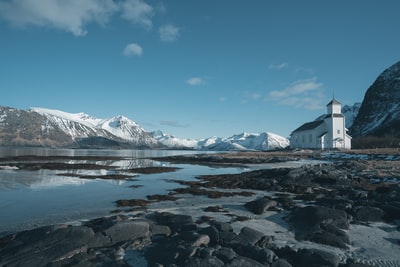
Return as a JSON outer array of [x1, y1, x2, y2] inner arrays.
[[288, 205, 350, 248], [213, 247, 237, 263], [150, 223, 171, 236], [271, 258, 293, 267], [231, 227, 265, 246], [103, 220, 150, 245], [295, 248, 340, 267], [380, 203, 400, 221], [224, 256, 266, 267], [184, 255, 225, 267], [152, 212, 195, 233], [353, 206, 384, 222], [0, 225, 96, 266], [219, 231, 238, 245], [235, 245, 278, 265], [244, 197, 278, 214], [199, 226, 220, 245], [211, 221, 233, 232]]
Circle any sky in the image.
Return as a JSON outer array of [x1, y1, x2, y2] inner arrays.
[[1, 0, 400, 139]]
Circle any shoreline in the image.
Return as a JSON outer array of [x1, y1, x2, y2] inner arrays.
[[1, 150, 400, 266]]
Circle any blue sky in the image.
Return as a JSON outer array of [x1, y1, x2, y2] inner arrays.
[[1, 0, 399, 139]]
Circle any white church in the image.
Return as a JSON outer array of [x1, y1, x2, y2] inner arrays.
[[290, 98, 352, 150]]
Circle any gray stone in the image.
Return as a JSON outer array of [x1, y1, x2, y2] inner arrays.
[[231, 227, 265, 246], [184, 255, 225, 267], [245, 197, 278, 214], [104, 220, 150, 245], [295, 248, 340, 267], [150, 223, 171, 236], [213, 247, 237, 263], [354, 206, 384, 222], [0, 225, 96, 267], [211, 221, 233, 232], [271, 258, 293, 267], [288, 205, 350, 248], [225, 256, 265, 267]]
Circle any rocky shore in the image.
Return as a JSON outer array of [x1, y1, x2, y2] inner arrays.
[[1, 150, 400, 266]]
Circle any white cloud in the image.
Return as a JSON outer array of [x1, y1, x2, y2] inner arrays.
[[186, 77, 204, 86], [0, 0, 118, 36], [268, 62, 289, 70], [120, 0, 153, 30], [159, 24, 180, 42], [267, 77, 325, 110], [0, 0, 154, 36], [123, 43, 143, 56]]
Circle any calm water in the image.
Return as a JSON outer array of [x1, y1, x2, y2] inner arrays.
[[0, 148, 244, 235]]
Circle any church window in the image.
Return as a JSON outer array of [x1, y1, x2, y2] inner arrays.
[[337, 129, 340, 134]]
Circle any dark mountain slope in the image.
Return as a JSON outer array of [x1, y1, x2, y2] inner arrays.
[[350, 61, 400, 137]]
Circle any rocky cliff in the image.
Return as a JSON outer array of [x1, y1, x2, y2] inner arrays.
[[350, 61, 400, 137]]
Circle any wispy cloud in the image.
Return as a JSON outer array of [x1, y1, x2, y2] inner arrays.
[[219, 97, 226, 102], [120, 0, 153, 30], [186, 77, 204, 86], [159, 24, 180, 42], [123, 43, 143, 56], [268, 62, 289, 70], [160, 120, 190, 128], [0, 0, 154, 36], [267, 77, 325, 110]]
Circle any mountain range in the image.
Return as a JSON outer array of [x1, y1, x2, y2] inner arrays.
[[0, 107, 289, 151]]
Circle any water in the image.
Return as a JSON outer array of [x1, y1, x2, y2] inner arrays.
[[0, 148, 243, 235]]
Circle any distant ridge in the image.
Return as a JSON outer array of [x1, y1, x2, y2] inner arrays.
[[0, 106, 289, 150]]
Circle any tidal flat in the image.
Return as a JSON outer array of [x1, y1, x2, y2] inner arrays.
[[1, 149, 400, 266]]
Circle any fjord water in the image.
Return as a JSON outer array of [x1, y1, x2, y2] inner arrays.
[[0, 148, 242, 235]]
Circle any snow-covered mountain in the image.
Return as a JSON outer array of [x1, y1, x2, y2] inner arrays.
[[152, 131, 289, 151], [0, 106, 160, 148], [342, 103, 361, 129], [0, 105, 289, 150], [31, 107, 159, 148]]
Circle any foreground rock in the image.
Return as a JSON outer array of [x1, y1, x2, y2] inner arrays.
[[2, 211, 360, 267], [288, 206, 350, 249]]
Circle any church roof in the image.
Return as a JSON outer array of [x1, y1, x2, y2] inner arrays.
[[327, 98, 341, 106], [291, 120, 324, 134]]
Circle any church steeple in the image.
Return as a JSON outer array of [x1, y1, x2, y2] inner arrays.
[[327, 98, 341, 115]]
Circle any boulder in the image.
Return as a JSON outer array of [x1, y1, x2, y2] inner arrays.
[[244, 197, 278, 214], [295, 248, 340, 267], [288, 205, 350, 248], [184, 256, 225, 267], [103, 220, 150, 245], [231, 227, 265, 246], [353, 206, 384, 222], [0, 225, 96, 266]]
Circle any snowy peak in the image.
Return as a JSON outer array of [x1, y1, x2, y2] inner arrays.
[[152, 131, 289, 151], [28, 107, 159, 147], [31, 107, 102, 128]]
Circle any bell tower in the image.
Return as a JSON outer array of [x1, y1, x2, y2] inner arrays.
[[325, 98, 346, 148]]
